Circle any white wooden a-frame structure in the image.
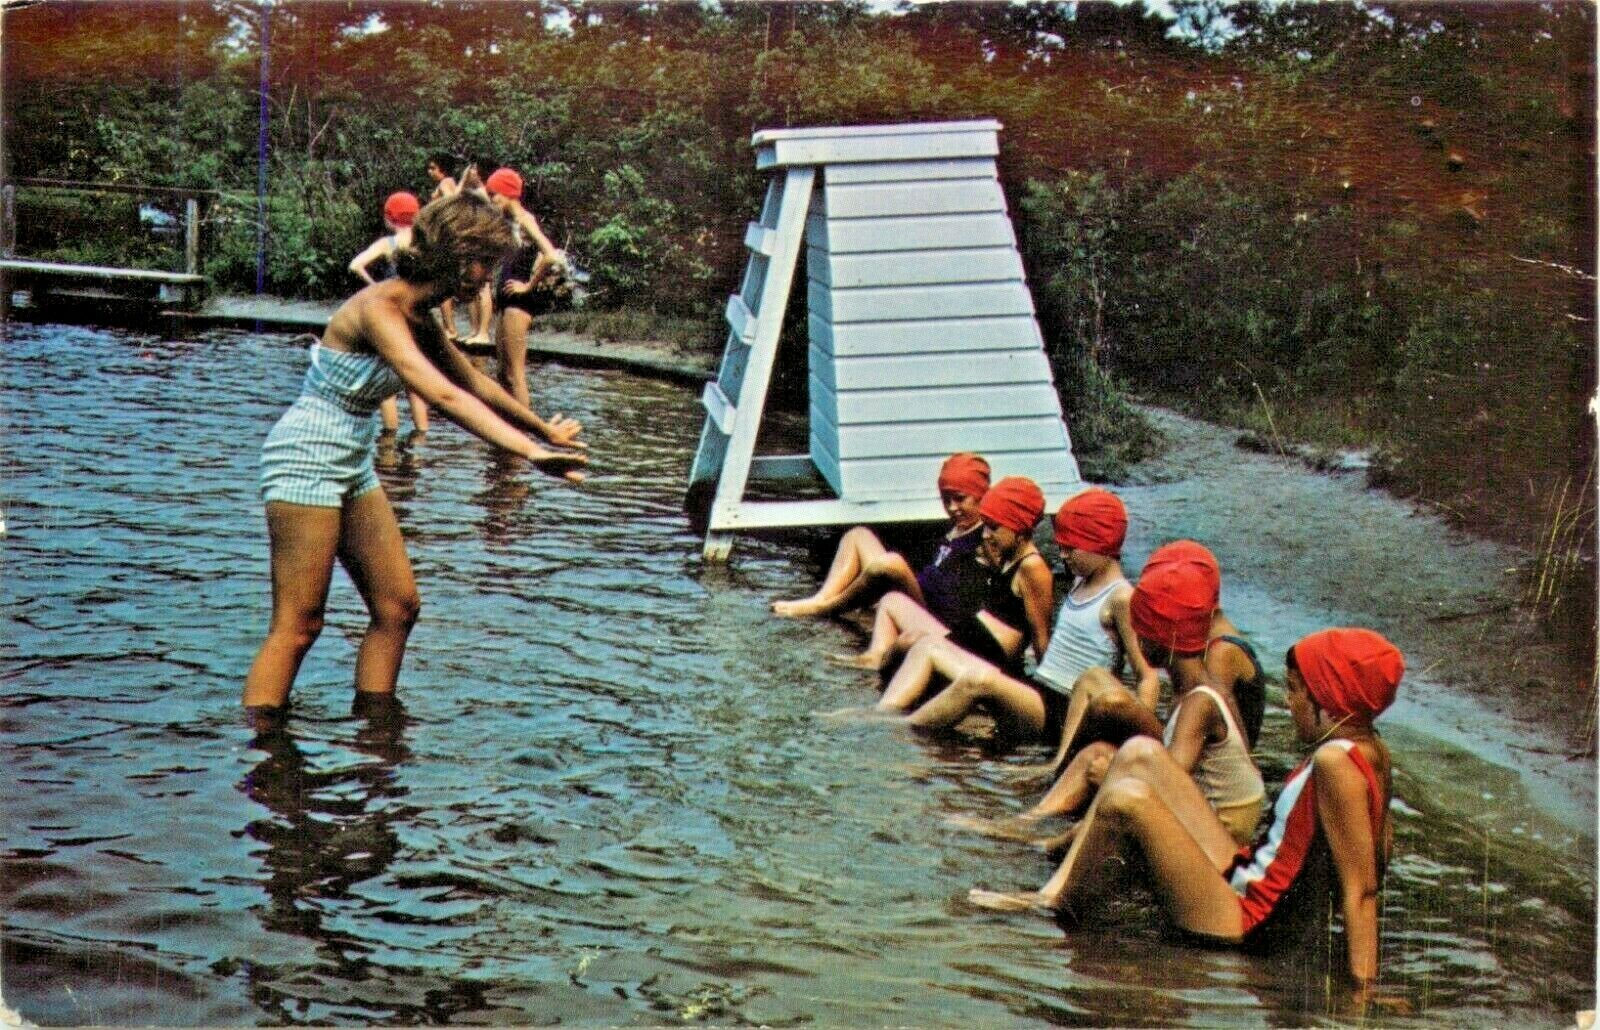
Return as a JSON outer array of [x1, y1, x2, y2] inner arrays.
[[687, 120, 1082, 561]]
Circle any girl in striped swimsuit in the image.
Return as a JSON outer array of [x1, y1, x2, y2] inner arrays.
[[972, 627, 1401, 996], [244, 187, 586, 724]]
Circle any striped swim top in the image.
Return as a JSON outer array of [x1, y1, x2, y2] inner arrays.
[[302, 342, 405, 415]]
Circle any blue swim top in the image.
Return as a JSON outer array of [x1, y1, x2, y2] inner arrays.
[[302, 341, 405, 415]]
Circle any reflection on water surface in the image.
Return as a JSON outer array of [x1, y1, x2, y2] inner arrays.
[[0, 324, 1591, 1026]]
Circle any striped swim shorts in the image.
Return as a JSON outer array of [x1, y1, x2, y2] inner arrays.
[[260, 395, 382, 508]]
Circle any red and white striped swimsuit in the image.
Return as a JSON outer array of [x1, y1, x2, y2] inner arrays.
[[1228, 739, 1385, 935]]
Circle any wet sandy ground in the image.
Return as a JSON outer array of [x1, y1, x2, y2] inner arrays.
[[1118, 405, 1595, 837]]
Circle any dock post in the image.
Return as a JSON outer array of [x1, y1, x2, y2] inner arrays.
[[184, 197, 202, 306], [1, 184, 13, 320], [184, 197, 200, 275]]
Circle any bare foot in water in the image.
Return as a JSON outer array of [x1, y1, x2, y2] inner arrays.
[[461, 334, 492, 346], [968, 888, 1053, 913], [771, 597, 822, 618], [1037, 823, 1079, 858], [943, 813, 1042, 841], [815, 705, 902, 723], [827, 650, 887, 670]]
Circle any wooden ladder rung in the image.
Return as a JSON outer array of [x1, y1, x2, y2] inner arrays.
[[701, 381, 737, 435], [744, 222, 776, 256], [724, 293, 756, 346]]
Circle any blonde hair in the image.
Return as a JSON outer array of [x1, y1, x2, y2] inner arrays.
[[395, 189, 513, 286]]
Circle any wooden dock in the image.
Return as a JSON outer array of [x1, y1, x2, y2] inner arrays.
[[0, 178, 216, 313]]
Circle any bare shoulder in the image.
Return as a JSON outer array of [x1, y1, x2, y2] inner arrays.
[[1313, 738, 1391, 794], [1101, 581, 1134, 624]]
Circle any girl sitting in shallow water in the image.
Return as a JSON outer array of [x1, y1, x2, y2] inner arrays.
[[245, 182, 586, 724], [971, 627, 1401, 996], [772, 452, 991, 628], [869, 488, 1156, 744]]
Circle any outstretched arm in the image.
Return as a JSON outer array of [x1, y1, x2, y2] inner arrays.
[[1315, 746, 1384, 989], [421, 328, 584, 448], [362, 299, 585, 477]]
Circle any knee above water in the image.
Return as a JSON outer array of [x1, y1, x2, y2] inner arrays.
[[1117, 734, 1166, 767], [376, 591, 422, 629], [1101, 776, 1157, 817]]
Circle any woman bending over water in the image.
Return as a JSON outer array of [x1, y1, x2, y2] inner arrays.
[[244, 187, 586, 723], [773, 452, 990, 625], [972, 627, 1401, 995]]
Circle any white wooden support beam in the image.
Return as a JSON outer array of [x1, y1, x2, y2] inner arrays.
[[724, 293, 756, 346]]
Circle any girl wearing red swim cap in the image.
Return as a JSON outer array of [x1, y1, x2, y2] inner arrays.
[[483, 167, 579, 445], [772, 454, 990, 625], [859, 489, 1157, 751], [348, 191, 432, 434], [972, 627, 1401, 998], [971, 541, 1269, 856], [830, 480, 1054, 722]]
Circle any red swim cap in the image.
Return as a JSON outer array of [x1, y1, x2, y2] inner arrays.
[[383, 191, 420, 228], [937, 453, 991, 500], [978, 477, 1045, 535], [1129, 540, 1220, 655], [486, 167, 523, 199], [1054, 487, 1127, 558], [1292, 628, 1403, 721]]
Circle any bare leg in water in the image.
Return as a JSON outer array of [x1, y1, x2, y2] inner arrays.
[[773, 526, 921, 618], [969, 736, 1242, 936], [830, 590, 947, 670]]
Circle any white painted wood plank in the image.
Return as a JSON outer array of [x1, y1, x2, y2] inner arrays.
[[837, 453, 1081, 501], [701, 381, 737, 435], [708, 495, 949, 531], [724, 293, 756, 345], [822, 178, 1005, 219], [810, 376, 1066, 426], [808, 246, 1023, 289], [806, 212, 1018, 253], [753, 119, 1002, 145], [826, 414, 1070, 461], [814, 347, 1053, 392], [706, 166, 816, 547], [823, 157, 997, 185], [744, 221, 776, 256], [809, 312, 1042, 358], [0, 259, 204, 284], [756, 130, 1000, 170], [811, 280, 1035, 323]]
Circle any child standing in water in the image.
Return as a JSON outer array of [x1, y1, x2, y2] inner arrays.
[[772, 452, 991, 627], [484, 167, 576, 432], [245, 187, 586, 725], [971, 627, 1402, 999], [349, 191, 431, 434]]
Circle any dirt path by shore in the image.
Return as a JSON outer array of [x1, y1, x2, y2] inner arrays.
[[1122, 405, 1595, 837]]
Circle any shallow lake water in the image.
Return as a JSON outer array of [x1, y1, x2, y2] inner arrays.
[[0, 323, 1593, 1026]]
